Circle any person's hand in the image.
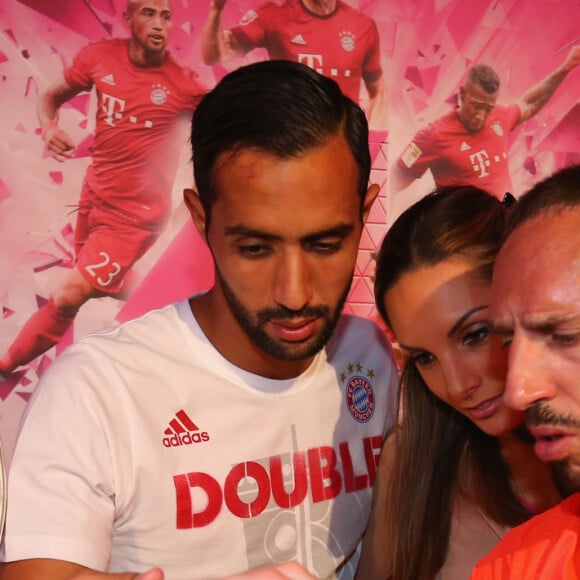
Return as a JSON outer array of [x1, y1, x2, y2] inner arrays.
[[69, 569, 164, 580], [67, 562, 314, 580], [42, 121, 75, 162], [222, 562, 316, 579], [562, 45, 580, 73], [210, 0, 228, 11]]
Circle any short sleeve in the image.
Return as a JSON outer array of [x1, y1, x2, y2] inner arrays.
[[63, 43, 98, 92]]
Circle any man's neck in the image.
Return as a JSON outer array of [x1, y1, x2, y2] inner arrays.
[[128, 41, 166, 68], [301, 0, 338, 16]]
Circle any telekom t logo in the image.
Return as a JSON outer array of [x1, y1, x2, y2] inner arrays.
[[469, 150, 491, 178], [298, 53, 323, 72], [101, 92, 126, 126]]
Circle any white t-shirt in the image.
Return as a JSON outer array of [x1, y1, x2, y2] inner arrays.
[[1, 300, 398, 579]]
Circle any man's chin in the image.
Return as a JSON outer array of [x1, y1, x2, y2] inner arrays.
[[551, 459, 580, 498], [260, 335, 326, 362]]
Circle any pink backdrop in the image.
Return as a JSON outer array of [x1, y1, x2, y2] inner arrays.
[[0, 0, 578, 463]]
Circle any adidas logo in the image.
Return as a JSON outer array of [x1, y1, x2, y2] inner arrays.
[[460, 141, 471, 151], [291, 34, 306, 45], [101, 74, 115, 86], [162, 409, 210, 448]]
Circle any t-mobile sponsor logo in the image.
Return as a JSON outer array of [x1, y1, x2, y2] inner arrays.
[[173, 435, 381, 528], [163, 409, 210, 448], [100, 92, 154, 128], [297, 54, 350, 78], [469, 149, 492, 178], [101, 93, 126, 126]]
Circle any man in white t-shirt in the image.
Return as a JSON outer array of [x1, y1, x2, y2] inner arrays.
[[0, 57, 399, 580]]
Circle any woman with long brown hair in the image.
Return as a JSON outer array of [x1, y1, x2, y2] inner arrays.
[[357, 186, 560, 579]]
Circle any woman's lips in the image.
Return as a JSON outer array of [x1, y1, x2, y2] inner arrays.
[[465, 394, 502, 421]]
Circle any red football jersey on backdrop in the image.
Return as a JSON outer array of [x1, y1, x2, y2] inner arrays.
[[230, 0, 382, 102], [65, 39, 206, 227], [398, 104, 521, 199]]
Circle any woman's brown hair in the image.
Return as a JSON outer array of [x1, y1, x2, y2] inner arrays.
[[374, 186, 529, 580]]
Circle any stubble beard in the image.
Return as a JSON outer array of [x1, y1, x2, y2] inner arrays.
[[215, 266, 352, 362], [527, 402, 580, 497]]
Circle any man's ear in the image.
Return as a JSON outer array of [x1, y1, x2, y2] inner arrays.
[[183, 188, 207, 241], [361, 183, 380, 224]]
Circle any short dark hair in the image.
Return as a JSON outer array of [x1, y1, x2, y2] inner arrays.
[[504, 163, 580, 238], [467, 63, 500, 94], [191, 60, 371, 226]]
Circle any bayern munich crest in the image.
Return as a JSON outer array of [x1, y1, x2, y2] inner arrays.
[[491, 120, 504, 136], [151, 84, 169, 105], [240, 9, 258, 26], [342, 362, 376, 422], [339, 31, 356, 52]]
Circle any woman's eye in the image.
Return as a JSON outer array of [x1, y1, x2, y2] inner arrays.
[[411, 352, 435, 368], [464, 326, 489, 346]]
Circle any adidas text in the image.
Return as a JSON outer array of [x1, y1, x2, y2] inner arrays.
[[163, 431, 210, 447]]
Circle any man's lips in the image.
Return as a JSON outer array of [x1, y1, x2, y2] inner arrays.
[[527, 425, 577, 462], [465, 394, 502, 421], [269, 319, 318, 342]]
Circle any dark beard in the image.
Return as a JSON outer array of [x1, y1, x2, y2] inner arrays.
[[215, 265, 352, 361], [527, 402, 580, 497], [551, 460, 580, 498]]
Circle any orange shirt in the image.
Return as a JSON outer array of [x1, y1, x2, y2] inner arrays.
[[471, 493, 580, 579]]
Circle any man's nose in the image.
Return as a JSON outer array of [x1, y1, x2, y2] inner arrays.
[[503, 333, 557, 411], [272, 251, 313, 312]]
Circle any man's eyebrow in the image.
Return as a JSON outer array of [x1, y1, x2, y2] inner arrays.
[[521, 312, 580, 331], [302, 223, 355, 242], [224, 223, 355, 240], [490, 313, 580, 334], [224, 225, 278, 239]]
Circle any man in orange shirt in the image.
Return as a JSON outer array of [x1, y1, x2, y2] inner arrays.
[[471, 164, 580, 579]]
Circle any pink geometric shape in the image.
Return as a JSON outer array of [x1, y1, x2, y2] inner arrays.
[[49, 171, 63, 185], [72, 134, 94, 159], [35, 294, 49, 309], [523, 156, 537, 175], [117, 221, 214, 323], [16, 0, 113, 40], [88, 0, 118, 16], [404, 65, 424, 89], [446, 2, 489, 50], [0, 177, 11, 203], [539, 104, 580, 152], [24, 76, 38, 98], [0, 370, 27, 401], [67, 93, 91, 116], [16, 391, 33, 402], [419, 65, 441, 97], [2, 306, 15, 319], [3, 29, 18, 46], [61, 222, 75, 244], [0, 51, 7, 64]]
